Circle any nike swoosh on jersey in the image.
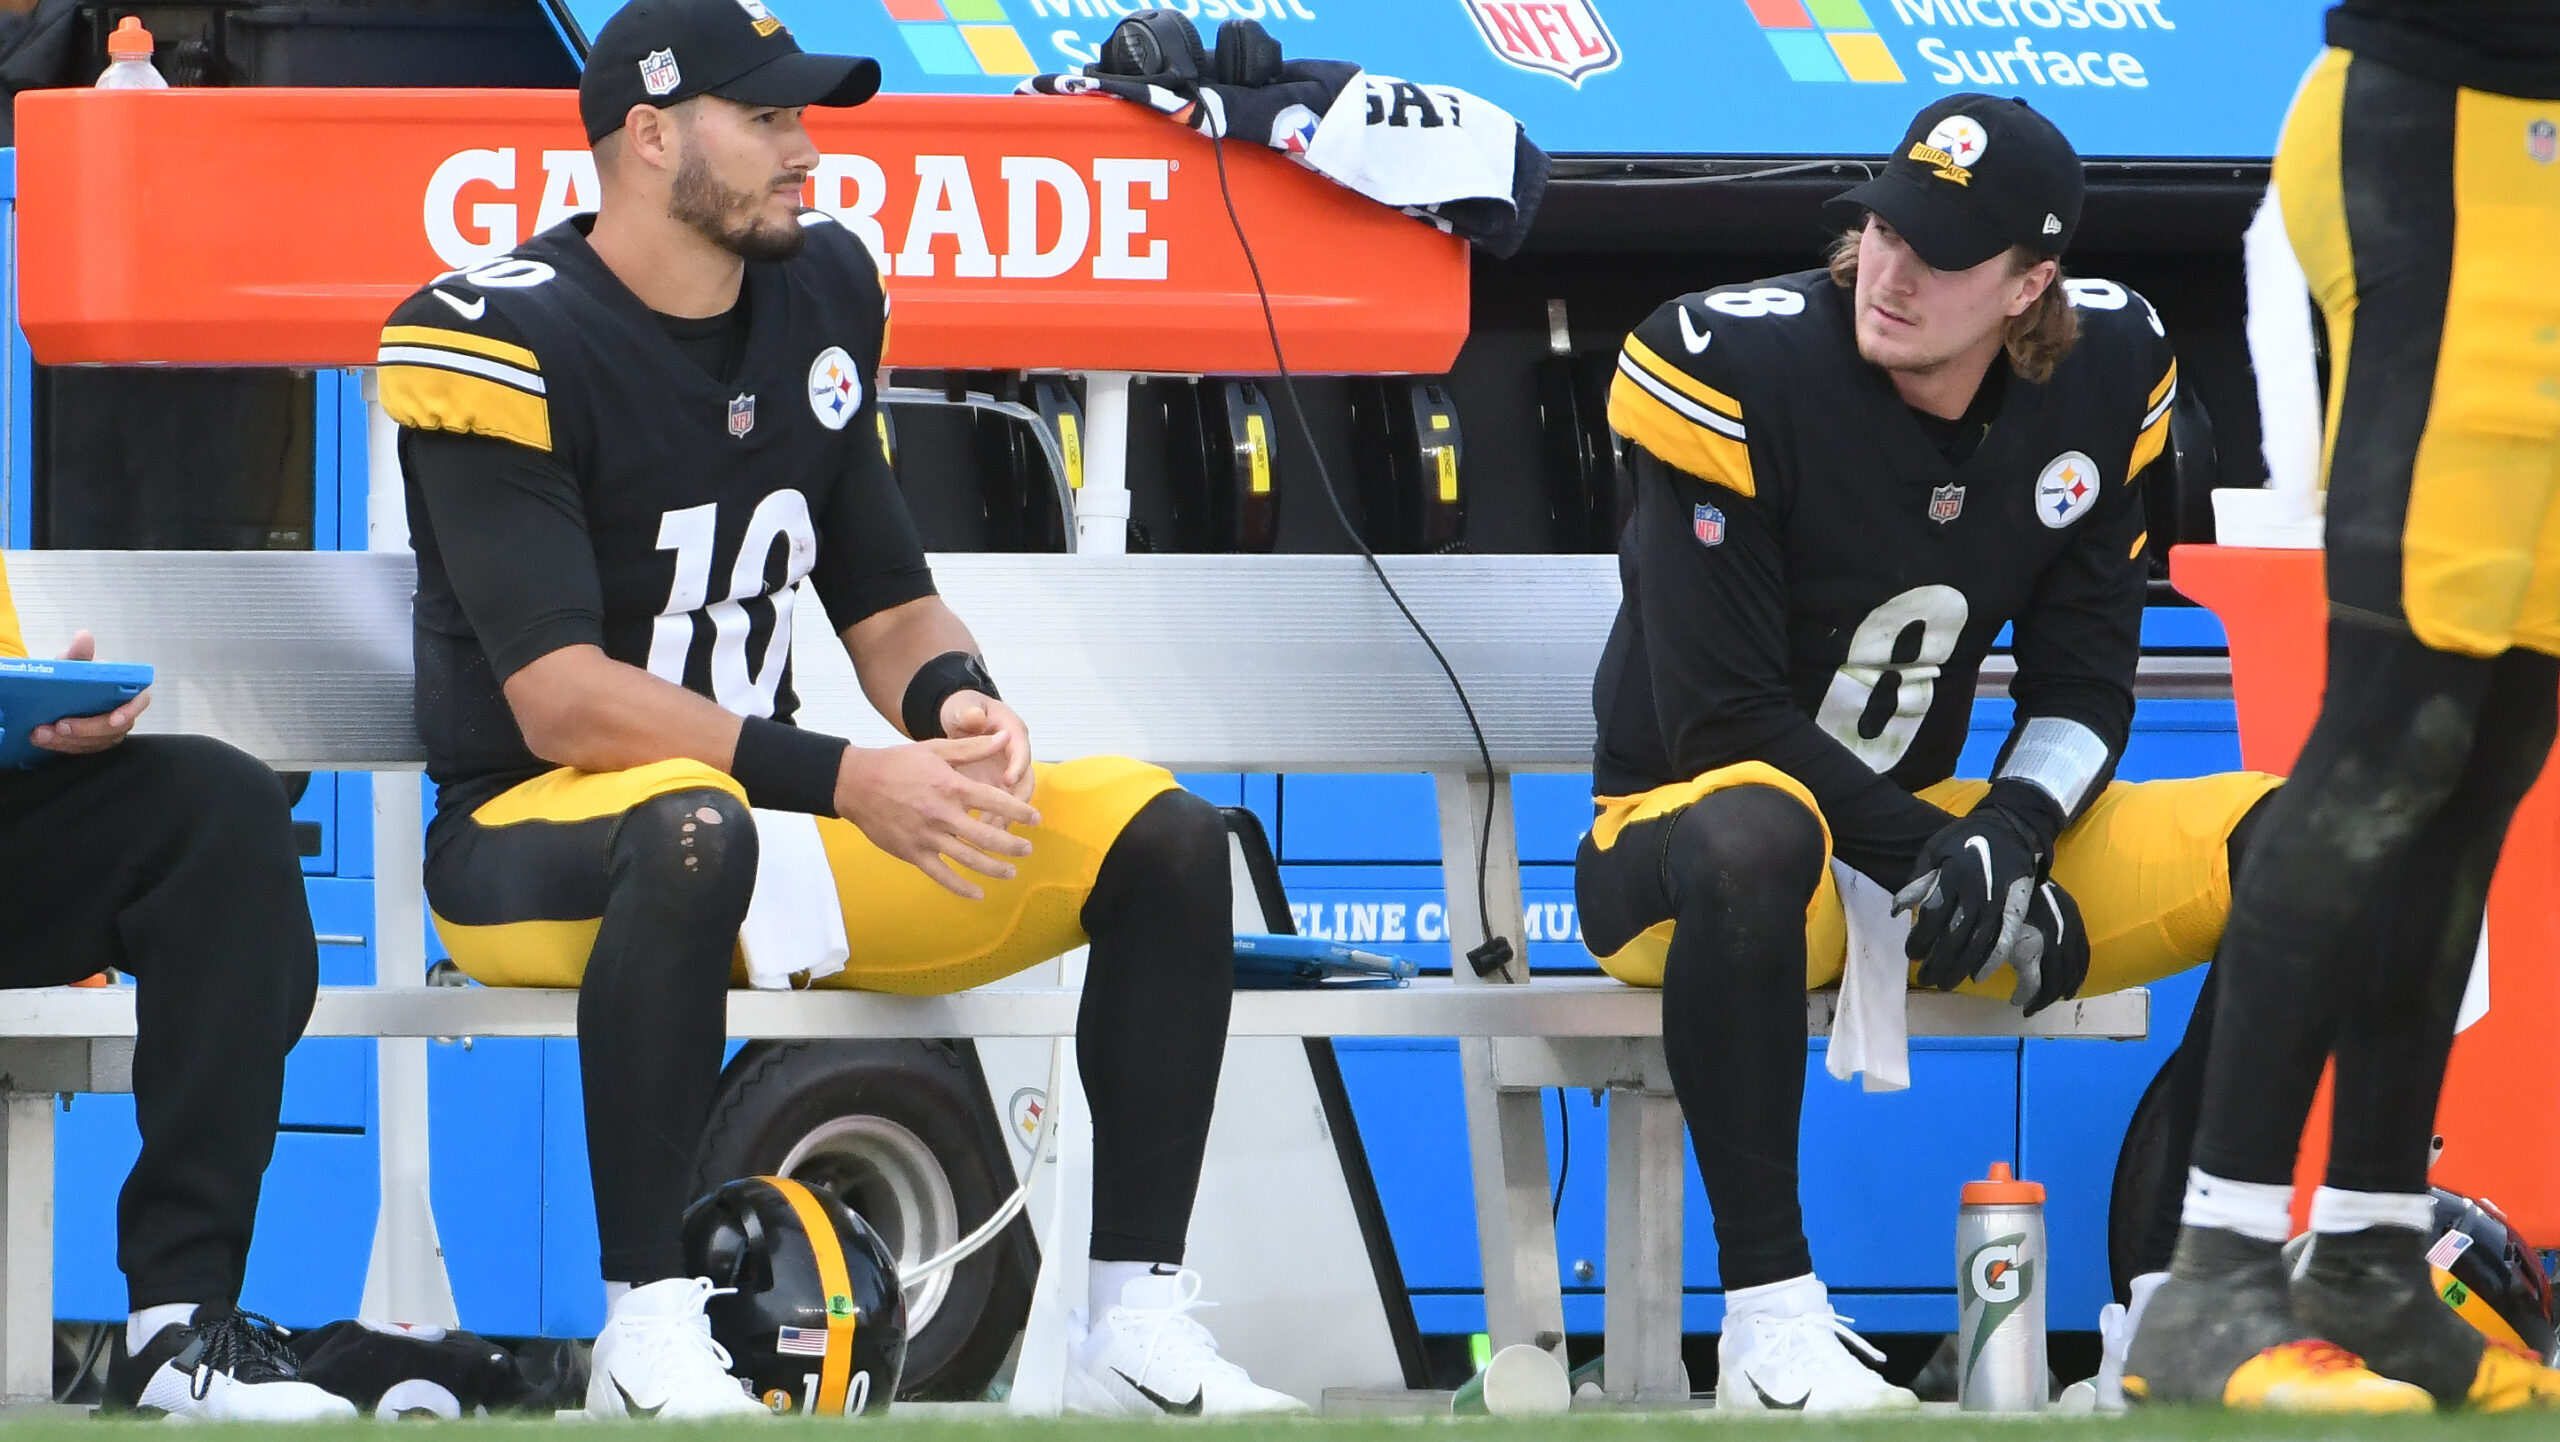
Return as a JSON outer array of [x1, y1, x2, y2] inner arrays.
[[1748, 1375, 1810, 1410], [1116, 1370, 1204, 1416], [433, 290, 487, 321], [613, 1378, 666, 1419], [1678, 305, 1714, 355]]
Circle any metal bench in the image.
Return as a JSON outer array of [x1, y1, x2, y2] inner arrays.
[[0, 548, 2158, 1407]]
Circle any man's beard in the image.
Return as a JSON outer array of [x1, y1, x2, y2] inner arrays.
[[671, 150, 807, 263]]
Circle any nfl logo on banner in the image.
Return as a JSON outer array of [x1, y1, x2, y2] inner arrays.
[[1929, 483, 1965, 524], [1693, 503, 1724, 547], [2532, 118, 2558, 165], [1463, 0, 1621, 87], [728, 393, 756, 439]]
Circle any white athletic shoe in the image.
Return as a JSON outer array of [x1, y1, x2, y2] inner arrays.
[[1062, 1268, 1310, 1417], [1717, 1282, 1919, 1413], [2094, 1270, 2167, 1413], [585, 1277, 770, 1421], [103, 1304, 359, 1422]]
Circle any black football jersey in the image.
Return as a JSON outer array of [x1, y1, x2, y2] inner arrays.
[[2329, 1, 2560, 98], [382, 212, 929, 816], [1593, 268, 2177, 886]]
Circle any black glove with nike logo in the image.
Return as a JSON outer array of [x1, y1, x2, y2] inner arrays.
[[2006, 878, 2090, 1017], [1894, 781, 2066, 994]]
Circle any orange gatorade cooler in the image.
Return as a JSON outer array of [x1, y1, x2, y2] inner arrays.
[[2171, 544, 2560, 1241]]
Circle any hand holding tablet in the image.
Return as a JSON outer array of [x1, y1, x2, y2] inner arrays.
[[0, 630, 153, 767]]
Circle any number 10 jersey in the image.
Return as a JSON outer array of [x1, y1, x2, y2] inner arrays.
[[1591, 267, 2179, 886], [382, 213, 931, 821]]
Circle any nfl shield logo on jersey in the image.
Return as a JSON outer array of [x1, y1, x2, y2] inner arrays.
[[1928, 484, 1965, 524], [2035, 450, 2100, 528], [1462, 0, 1620, 87], [728, 393, 756, 439], [1693, 503, 1724, 547]]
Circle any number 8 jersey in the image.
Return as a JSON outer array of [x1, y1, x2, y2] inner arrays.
[[1591, 267, 2178, 887], [383, 212, 929, 822]]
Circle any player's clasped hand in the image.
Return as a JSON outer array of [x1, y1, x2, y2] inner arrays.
[[940, 691, 1034, 803], [31, 630, 151, 756], [837, 733, 1041, 902], [1894, 807, 2043, 993], [2004, 879, 2090, 1017]]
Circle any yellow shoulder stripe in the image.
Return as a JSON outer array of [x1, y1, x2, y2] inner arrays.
[[2130, 408, 2171, 479], [381, 324, 540, 372], [1609, 373, 1756, 499], [1623, 336, 1744, 424], [381, 365, 554, 453], [2147, 359, 2178, 412], [0, 553, 24, 660]]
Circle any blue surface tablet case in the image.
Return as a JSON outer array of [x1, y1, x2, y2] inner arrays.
[[0, 658, 154, 768]]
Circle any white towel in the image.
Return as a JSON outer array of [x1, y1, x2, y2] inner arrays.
[[1825, 861, 1913, 1093], [739, 809, 849, 990]]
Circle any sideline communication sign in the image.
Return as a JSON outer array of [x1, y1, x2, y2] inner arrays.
[[558, 0, 2332, 159]]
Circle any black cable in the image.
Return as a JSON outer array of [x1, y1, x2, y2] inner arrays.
[[1549, 1087, 1570, 1224], [1200, 113, 1515, 978]]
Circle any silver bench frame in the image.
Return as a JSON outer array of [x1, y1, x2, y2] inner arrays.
[[1, 549, 2164, 1407]]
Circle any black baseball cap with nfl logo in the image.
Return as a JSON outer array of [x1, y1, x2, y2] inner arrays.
[[580, 0, 881, 143], [1827, 93, 2084, 273]]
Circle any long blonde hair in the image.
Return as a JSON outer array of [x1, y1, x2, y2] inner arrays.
[[1826, 229, 2078, 384]]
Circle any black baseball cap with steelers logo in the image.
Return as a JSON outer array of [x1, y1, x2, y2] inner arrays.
[[1827, 93, 2084, 273], [579, 0, 881, 143]]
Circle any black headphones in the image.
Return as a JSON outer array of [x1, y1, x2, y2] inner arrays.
[[1091, 10, 1282, 91]]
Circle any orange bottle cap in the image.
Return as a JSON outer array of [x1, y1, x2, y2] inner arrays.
[[107, 16, 154, 59], [1961, 1160, 2046, 1205]]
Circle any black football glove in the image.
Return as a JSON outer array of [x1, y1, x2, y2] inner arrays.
[[2005, 878, 2091, 1017], [1894, 802, 2046, 993]]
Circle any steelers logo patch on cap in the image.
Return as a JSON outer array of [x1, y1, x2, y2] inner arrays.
[[1911, 114, 1988, 186]]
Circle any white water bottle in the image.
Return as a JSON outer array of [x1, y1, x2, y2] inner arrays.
[[95, 16, 168, 89]]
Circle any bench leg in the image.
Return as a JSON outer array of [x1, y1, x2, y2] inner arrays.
[[1460, 1055, 1566, 1361], [1603, 1087, 1686, 1404], [358, 768, 458, 1328], [0, 1092, 53, 1405]]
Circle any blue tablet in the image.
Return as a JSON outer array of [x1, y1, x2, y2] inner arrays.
[[0, 657, 154, 769]]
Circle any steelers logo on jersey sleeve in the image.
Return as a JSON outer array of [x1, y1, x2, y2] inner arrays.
[[808, 346, 862, 430], [2034, 450, 2100, 528]]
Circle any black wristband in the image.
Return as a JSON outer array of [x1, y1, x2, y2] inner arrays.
[[902, 651, 1000, 740], [730, 716, 850, 816], [1980, 777, 2068, 865]]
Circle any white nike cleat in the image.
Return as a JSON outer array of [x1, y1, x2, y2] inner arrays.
[[102, 1304, 359, 1422], [585, 1277, 770, 1421], [1062, 1268, 1310, 1417], [1717, 1279, 1919, 1414], [2094, 1271, 2168, 1413]]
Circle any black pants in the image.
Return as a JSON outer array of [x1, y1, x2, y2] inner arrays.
[[429, 785, 1236, 1282], [0, 735, 316, 1309]]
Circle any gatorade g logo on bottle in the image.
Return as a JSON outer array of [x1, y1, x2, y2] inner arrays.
[[1962, 1234, 2034, 1382]]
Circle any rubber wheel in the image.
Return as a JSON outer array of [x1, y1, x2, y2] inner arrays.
[[691, 1039, 1035, 1401]]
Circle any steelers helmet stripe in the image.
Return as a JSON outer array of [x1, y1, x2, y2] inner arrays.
[[375, 346, 547, 395], [379, 324, 542, 373], [1615, 351, 1745, 441], [1621, 336, 1746, 429], [763, 1176, 859, 1416]]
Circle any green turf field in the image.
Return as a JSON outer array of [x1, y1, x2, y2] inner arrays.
[[1, 1412, 2556, 1438]]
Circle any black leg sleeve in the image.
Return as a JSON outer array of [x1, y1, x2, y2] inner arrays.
[[2190, 620, 2502, 1187], [574, 789, 757, 1284], [2324, 645, 2558, 1194], [1074, 790, 1234, 1264], [1582, 784, 1828, 1292], [0, 735, 316, 1310]]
